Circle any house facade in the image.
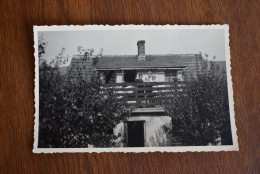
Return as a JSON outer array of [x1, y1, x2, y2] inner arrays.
[[67, 40, 203, 147]]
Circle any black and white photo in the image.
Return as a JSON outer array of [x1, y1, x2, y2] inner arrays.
[[33, 25, 238, 153]]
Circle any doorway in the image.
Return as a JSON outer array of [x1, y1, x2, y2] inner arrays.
[[127, 121, 145, 147], [124, 70, 137, 83]]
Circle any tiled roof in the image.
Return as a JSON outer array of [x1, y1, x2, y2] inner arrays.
[[97, 54, 200, 69], [213, 61, 226, 70], [59, 66, 69, 76]]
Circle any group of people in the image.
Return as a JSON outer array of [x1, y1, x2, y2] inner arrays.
[[135, 71, 158, 106], [135, 71, 157, 83]]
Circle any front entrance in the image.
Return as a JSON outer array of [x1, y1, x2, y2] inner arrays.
[[127, 121, 145, 147]]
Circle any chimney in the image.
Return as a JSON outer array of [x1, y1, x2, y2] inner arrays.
[[137, 40, 145, 61]]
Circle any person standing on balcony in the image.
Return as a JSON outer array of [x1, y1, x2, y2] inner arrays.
[[144, 71, 154, 105], [150, 75, 159, 104], [135, 74, 145, 107], [136, 73, 144, 83], [145, 71, 153, 82], [151, 75, 158, 91], [177, 71, 184, 92], [152, 75, 157, 82], [177, 71, 184, 82], [100, 73, 105, 84]]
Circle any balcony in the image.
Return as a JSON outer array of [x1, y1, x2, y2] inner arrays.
[[102, 82, 185, 108]]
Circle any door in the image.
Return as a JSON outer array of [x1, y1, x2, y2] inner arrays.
[[127, 121, 145, 147], [124, 70, 137, 83]]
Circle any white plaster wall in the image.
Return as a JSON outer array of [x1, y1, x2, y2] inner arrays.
[[116, 73, 123, 83], [114, 116, 172, 147], [152, 72, 165, 82]]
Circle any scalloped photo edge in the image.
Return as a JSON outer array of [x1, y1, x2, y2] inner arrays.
[[33, 25, 238, 153]]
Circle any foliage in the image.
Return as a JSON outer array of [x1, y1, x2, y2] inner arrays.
[[148, 127, 172, 147], [38, 42, 128, 148], [162, 60, 232, 146], [38, 35, 47, 63]]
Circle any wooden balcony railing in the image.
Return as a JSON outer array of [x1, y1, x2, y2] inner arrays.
[[102, 82, 185, 107]]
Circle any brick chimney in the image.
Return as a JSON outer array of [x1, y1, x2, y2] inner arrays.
[[137, 40, 145, 61]]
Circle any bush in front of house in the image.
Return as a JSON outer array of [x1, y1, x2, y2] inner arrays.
[[38, 40, 129, 148], [163, 60, 233, 146]]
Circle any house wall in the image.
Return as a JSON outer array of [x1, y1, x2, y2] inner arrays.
[[116, 71, 123, 83], [113, 115, 172, 147]]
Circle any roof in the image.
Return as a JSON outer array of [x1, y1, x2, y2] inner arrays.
[[97, 54, 201, 70], [213, 61, 226, 70], [59, 66, 69, 76]]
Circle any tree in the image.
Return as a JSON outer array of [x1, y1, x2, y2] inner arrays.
[[162, 60, 232, 146], [38, 34, 47, 64], [57, 78, 128, 147], [38, 49, 66, 147], [38, 42, 129, 148]]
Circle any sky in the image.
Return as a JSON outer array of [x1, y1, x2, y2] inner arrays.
[[39, 29, 226, 66]]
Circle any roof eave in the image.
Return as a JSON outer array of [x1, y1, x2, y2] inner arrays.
[[96, 66, 186, 70]]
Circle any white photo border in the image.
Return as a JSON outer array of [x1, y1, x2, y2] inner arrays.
[[33, 25, 238, 153]]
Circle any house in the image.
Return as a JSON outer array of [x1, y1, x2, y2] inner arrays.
[[66, 40, 206, 147]]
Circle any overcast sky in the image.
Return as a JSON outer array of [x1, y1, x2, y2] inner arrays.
[[40, 29, 226, 66]]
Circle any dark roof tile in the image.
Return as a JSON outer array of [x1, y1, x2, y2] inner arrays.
[[97, 54, 200, 69]]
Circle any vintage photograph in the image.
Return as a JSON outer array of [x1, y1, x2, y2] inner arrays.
[[33, 25, 238, 153]]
